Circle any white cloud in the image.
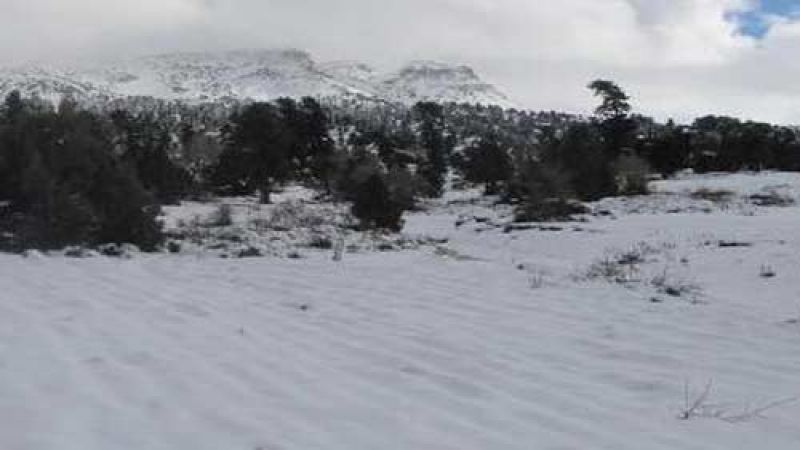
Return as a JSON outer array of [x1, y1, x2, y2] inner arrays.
[[1, 0, 206, 64], [2, 0, 800, 123]]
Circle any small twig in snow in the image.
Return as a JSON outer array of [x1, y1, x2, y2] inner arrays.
[[678, 379, 714, 420], [721, 396, 800, 423]]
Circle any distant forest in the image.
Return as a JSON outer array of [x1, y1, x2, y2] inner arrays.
[[2, 80, 800, 251]]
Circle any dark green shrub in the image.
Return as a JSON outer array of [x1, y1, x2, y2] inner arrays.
[[613, 154, 651, 196], [0, 93, 163, 252], [351, 173, 406, 231]]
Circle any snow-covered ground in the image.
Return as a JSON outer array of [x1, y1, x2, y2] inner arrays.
[[3, 172, 800, 450]]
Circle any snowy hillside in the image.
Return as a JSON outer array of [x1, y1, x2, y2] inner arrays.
[[377, 61, 516, 108], [2, 172, 800, 449], [0, 50, 516, 108], [319, 59, 516, 108], [0, 66, 116, 105]]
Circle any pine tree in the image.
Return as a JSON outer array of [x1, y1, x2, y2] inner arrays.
[[298, 97, 335, 186], [209, 102, 292, 200], [3, 90, 24, 123], [462, 134, 512, 195], [351, 172, 405, 231], [0, 93, 163, 251], [546, 123, 615, 201], [588, 80, 637, 161], [414, 102, 448, 197], [646, 120, 690, 176]]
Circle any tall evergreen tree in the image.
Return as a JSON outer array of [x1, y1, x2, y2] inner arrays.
[[414, 102, 448, 197], [4, 90, 24, 123], [0, 93, 163, 251], [545, 123, 616, 201], [298, 97, 335, 186], [111, 111, 193, 204], [209, 102, 292, 201], [462, 134, 512, 195], [588, 80, 637, 161]]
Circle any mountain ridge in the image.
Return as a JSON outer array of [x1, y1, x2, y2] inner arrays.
[[0, 49, 517, 109]]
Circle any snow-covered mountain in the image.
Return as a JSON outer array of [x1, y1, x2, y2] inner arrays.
[[0, 49, 517, 108], [376, 61, 514, 107]]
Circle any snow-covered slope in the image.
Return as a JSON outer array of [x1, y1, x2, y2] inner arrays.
[[317, 60, 379, 97], [0, 50, 516, 108], [2, 172, 800, 449], [377, 61, 516, 108], [319, 59, 516, 108], [0, 66, 115, 105], [80, 49, 356, 102]]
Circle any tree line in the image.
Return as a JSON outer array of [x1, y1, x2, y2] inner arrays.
[[2, 81, 800, 252]]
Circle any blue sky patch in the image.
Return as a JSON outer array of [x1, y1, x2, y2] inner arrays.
[[735, 0, 799, 38]]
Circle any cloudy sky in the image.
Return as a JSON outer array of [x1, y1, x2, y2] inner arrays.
[[3, 0, 800, 123]]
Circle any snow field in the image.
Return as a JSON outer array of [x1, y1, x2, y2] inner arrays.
[[2, 171, 800, 449]]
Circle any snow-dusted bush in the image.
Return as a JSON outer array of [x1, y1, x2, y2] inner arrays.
[[207, 204, 234, 227], [579, 242, 703, 302], [97, 243, 140, 258], [63, 246, 98, 258], [649, 269, 702, 300], [253, 201, 350, 232], [690, 188, 735, 204], [236, 246, 263, 258], [585, 256, 637, 283], [749, 191, 795, 207], [583, 243, 660, 283], [512, 161, 586, 222], [515, 198, 588, 223], [308, 235, 334, 249]]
